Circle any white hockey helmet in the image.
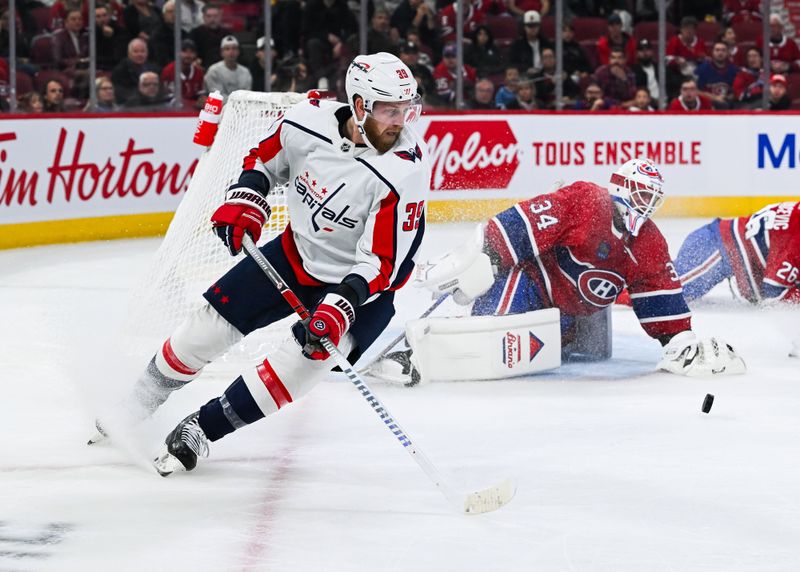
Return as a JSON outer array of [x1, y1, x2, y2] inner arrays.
[[608, 158, 665, 236], [345, 52, 421, 149]]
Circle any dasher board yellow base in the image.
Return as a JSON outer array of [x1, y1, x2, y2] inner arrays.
[[2, 195, 799, 249]]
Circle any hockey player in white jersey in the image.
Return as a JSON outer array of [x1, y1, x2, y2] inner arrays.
[[98, 53, 430, 474]]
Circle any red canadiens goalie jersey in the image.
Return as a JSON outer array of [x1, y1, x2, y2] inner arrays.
[[240, 99, 430, 299], [719, 200, 800, 303], [485, 181, 691, 339]]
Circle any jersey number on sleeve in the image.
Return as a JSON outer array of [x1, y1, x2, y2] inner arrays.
[[403, 201, 424, 231], [530, 200, 559, 230]]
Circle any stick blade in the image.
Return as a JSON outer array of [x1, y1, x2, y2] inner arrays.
[[462, 478, 516, 515]]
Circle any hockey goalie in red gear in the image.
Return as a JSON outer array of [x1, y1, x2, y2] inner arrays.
[[368, 158, 746, 385]]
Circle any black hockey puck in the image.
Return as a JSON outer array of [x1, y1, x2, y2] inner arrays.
[[702, 393, 714, 414]]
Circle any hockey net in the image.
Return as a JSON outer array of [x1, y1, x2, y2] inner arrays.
[[126, 90, 308, 358]]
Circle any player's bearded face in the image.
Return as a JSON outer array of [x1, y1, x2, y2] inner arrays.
[[363, 114, 402, 153]]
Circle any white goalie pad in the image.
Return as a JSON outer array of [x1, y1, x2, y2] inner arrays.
[[406, 309, 562, 381]]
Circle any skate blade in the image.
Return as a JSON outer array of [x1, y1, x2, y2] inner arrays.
[[153, 447, 187, 477]]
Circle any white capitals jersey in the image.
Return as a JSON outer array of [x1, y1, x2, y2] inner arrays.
[[242, 98, 430, 299]]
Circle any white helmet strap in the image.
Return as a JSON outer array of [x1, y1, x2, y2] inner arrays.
[[350, 95, 377, 151]]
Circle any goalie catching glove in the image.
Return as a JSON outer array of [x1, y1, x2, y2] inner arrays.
[[415, 224, 495, 305], [211, 183, 272, 256], [658, 330, 746, 377], [295, 293, 356, 360]]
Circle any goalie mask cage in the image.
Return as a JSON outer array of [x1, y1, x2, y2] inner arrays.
[[126, 90, 308, 357]]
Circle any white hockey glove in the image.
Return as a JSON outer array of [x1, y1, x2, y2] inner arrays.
[[414, 224, 495, 305], [657, 331, 747, 377]]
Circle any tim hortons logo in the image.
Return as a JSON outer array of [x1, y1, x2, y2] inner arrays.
[[424, 120, 519, 190], [0, 129, 197, 207]]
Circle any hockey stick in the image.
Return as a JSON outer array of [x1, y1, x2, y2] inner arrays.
[[356, 293, 448, 375], [242, 235, 515, 515]]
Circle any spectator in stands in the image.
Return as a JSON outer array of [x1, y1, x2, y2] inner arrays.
[[95, 4, 129, 71], [111, 38, 160, 103], [668, 78, 713, 111], [758, 14, 800, 74], [507, 0, 549, 19], [509, 10, 553, 76], [695, 41, 738, 109], [273, 0, 303, 59], [632, 38, 660, 102], [250, 36, 277, 92], [723, 0, 762, 25], [532, 47, 579, 108], [190, 4, 231, 68], [768, 73, 791, 110], [177, 0, 205, 34], [596, 12, 636, 66], [124, 70, 172, 110], [466, 77, 497, 109], [301, 0, 357, 84], [628, 87, 655, 111], [433, 43, 477, 106], [573, 81, 614, 110], [19, 91, 44, 113], [53, 9, 88, 72], [504, 77, 539, 110], [398, 40, 435, 100], [666, 16, 708, 78], [719, 26, 744, 66], [495, 65, 520, 108], [465, 25, 504, 77], [562, 21, 592, 84], [123, 0, 163, 43], [42, 79, 65, 112], [161, 39, 204, 109], [406, 27, 435, 65], [84, 77, 121, 111], [348, 8, 396, 55], [151, 0, 185, 68], [0, 9, 30, 61], [391, 0, 435, 49], [592, 47, 635, 108], [732, 47, 764, 108], [436, 0, 490, 46], [275, 59, 316, 93], [204, 35, 252, 100]]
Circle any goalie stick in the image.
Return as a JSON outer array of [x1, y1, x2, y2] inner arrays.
[[241, 235, 515, 515]]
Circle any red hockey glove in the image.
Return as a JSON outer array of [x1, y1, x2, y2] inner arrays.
[[299, 293, 356, 360], [211, 185, 271, 256]]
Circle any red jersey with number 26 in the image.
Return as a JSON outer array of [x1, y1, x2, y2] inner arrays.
[[484, 181, 692, 339]]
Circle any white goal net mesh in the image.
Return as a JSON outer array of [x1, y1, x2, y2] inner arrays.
[[126, 90, 308, 356]]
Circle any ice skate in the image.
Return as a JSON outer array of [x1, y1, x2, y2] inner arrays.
[[153, 412, 209, 476], [88, 357, 187, 445], [365, 349, 421, 387]]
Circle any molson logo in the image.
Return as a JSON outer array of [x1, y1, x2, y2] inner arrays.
[[424, 120, 519, 190]]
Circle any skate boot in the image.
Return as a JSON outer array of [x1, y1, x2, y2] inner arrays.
[[153, 412, 209, 476], [365, 349, 421, 387]]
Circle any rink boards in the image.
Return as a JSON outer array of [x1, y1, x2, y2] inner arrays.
[[1, 109, 799, 248]]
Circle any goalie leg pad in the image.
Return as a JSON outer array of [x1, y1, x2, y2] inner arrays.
[[406, 308, 562, 382], [562, 308, 613, 362], [199, 333, 355, 441]]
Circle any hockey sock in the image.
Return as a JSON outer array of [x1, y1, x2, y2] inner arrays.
[[198, 376, 266, 441]]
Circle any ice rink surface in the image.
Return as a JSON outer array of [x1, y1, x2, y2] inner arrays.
[[1, 219, 799, 572]]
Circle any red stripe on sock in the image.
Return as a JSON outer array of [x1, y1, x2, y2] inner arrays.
[[256, 359, 293, 409], [161, 338, 198, 376]]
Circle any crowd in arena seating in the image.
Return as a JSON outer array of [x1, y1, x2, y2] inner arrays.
[[0, 0, 798, 113]]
